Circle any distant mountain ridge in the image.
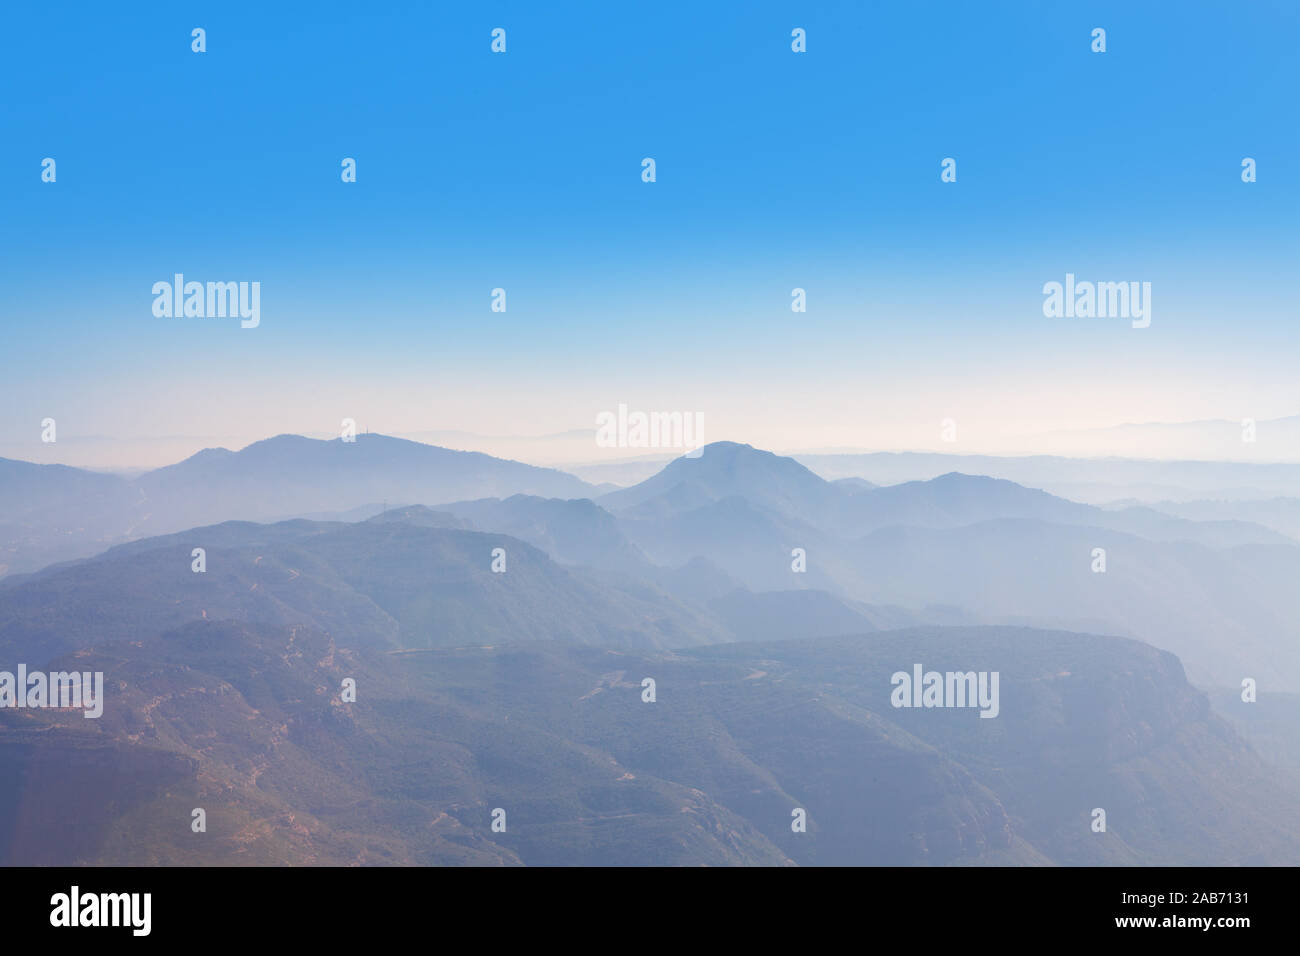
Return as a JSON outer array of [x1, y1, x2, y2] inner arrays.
[[595, 442, 1300, 689], [602, 442, 1290, 546], [0, 513, 725, 662], [795, 449, 1300, 503], [136, 433, 594, 525], [5, 439, 1300, 865], [0, 433, 596, 576]]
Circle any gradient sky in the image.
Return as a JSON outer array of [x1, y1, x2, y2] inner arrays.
[[3, 1, 1298, 467]]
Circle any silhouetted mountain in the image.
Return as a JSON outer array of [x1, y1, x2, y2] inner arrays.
[[1141, 496, 1300, 542], [0, 435, 596, 577], [0, 459, 139, 575], [859, 474, 1287, 547], [364, 505, 471, 529], [435, 495, 649, 572], [134, 434, 595, 531], [621, 495, 838, 592], [0, 513, 727, 664], [7, 435, 1300, 865], [0, 458, 132, 518], [796, 451, 1300, 504], [607, 449, 1287, 546], [644, 555, 743, 605], [600, 450, 1300, 689], [600, 442, 842, 526]]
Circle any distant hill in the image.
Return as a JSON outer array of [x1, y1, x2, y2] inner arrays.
[[795, 450, 1300, 504], [0, 434, 596, 577], [0, 513, 727, 663], [134, 434, 595, 530], [0, 459, 138, 575], [859, 473, 1289, 547], [598, 446, 1300, 689], [603, 445, 1288, 545], [599, 442, 844, 526], [1139, 496, 1300, 542], [435, 495, 650, 573]]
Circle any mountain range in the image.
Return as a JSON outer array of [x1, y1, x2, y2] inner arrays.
[[4, 433, 1298, 864], [0, 434, 594, 576]]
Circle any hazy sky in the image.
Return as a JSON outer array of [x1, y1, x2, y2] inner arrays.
[[4, 1, 1298, 468]]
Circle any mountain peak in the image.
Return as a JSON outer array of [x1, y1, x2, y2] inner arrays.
[[363, 504, 470, 529], [599, 440, 836, 520], [691, 440, 756, 456]]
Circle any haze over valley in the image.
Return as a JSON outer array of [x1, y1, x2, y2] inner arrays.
[[3, 433, 1298, 865]]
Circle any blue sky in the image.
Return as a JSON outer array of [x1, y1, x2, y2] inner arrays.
[[3, 1, 1298, 466]]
